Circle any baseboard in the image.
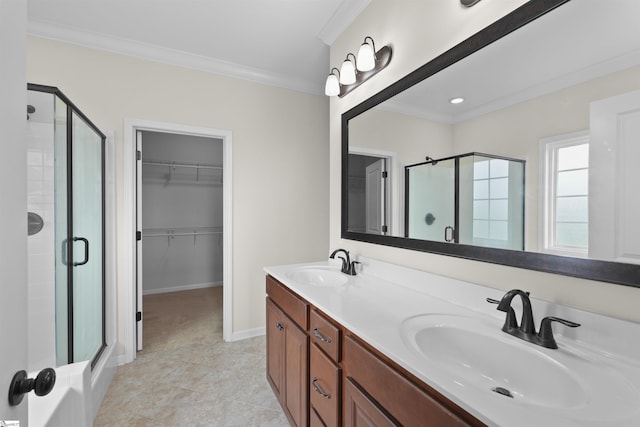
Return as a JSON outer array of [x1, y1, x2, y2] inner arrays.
[[143, 281, 222, 295], [230, 326, 266, 342]]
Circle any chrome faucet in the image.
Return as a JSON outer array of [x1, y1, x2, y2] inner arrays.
[[488, 289, 580, 349], [329, 249, 359, 275]]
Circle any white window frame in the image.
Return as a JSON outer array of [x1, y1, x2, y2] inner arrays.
[[538, 130, 589, 257]]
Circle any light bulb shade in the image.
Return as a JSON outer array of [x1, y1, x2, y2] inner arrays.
[[357, 42, 375, 72], [340, 58, 356, 85], [324, 73, 340, 96]]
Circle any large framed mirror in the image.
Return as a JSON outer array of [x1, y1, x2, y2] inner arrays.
[[342, 0, 640, 287]]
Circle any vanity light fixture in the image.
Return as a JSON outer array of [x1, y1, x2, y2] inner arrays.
[[340, 53, 358, 85], [324, 36, 392, 97], [324, 68, 341, 97], [356, 36, 376, 72]]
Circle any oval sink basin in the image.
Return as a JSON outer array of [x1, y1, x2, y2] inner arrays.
[[401, 314, 588, 409], [285, 266, 348, 287]]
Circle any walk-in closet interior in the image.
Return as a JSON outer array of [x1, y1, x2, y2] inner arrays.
[[140, 131, 224, 298]]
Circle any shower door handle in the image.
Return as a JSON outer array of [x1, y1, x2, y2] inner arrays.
[[61, 237, 90, 266], [73, 237, 89, 266], [444, 226, 455, 242]]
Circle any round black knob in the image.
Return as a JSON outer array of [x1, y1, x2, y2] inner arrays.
[[8, 368, 56, 406], [34, 368, 56, 397]]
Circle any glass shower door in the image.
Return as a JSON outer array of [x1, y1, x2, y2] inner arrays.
[[405, 159, 456, 241], [71, 111, 104, 363]]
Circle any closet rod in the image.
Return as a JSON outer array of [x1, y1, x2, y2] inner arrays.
[[143, 231, 223, 238], [142, 160, 223, 170]]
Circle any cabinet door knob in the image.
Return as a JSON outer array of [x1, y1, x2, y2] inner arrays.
[[312, 377, 331, 399], [276, 322, 284, 331], [312, 327, 332, 343]]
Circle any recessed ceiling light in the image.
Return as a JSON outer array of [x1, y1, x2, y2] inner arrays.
[[450, 97, 464, 104]]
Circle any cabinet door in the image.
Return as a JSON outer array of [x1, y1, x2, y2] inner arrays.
[[285, 316, 309, 427], [266, 298, 285, 399], [344, 378, 397, 427]]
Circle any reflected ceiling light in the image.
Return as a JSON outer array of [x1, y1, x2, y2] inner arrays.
[[357, 36, 376, 72], [324, 36, 392, 97], [340, 53, 358, 85], [324, 68, 341, 96], [450, 97, 465, 104]]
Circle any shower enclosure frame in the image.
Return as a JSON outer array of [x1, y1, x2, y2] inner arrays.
[[28, 83, 107, 369], [404, 151, 525, 249]]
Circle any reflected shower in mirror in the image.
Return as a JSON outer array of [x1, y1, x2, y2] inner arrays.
[[405, 153, 524, 251], [342, 0, 640, 286]]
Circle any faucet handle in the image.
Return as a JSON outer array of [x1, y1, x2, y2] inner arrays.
[[486, 298, 518, 330], [347, 261, 361, 276], [538, 316, 581, 349]]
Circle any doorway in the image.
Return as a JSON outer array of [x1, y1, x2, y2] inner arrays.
[[123, 119, 232, 363], [137, 130, 224, 350], [347, 152, 392, 235]]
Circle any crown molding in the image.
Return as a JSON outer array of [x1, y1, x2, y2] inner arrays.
[[28, 20, 322, 96], [318, 0, 371, 46]]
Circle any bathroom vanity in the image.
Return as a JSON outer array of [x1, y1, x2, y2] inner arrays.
[[265, 258, 640, 427]]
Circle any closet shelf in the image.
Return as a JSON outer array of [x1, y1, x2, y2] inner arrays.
[[142, 159, 223, 184], [143, 227, 223, 245], [142, 159, 223, 170]]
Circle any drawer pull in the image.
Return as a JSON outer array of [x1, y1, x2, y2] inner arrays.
[[312, 377, 331, 399], [276, 322, 284, 331], [312, 327, 332, 343]]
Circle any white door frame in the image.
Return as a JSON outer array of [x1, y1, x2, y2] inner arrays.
[[349, 146, 397, 235], [123, 118, 232, 363]]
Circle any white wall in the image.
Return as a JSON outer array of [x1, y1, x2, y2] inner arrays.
[[0, 0, 28, 422], [27, 36, 330, 357], [329, 0, 640, 323]]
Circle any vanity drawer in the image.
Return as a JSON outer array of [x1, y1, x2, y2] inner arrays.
[[266, 275, 308, 330], [310, 308, 341, 362], [310, 343, 341, 427], [310, 408, 326, 427], [344, 335, 481, 427]]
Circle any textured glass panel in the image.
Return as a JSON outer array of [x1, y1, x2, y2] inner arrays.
[[473, 220, 489, 239], [72, 112, 103, 363], [489, 220, 509, 241], [556, 223, 588, 248], [558, 143, 589, 171], [556, 196, 588, 222], [490, 199, 509, 220], [474, 160, 489, 179], [473, 200, 489, 220], [490, 177, 509, 199], [557, 169, 588, 196], [489, 159, 509, 178], [474, 179, 489, 199]]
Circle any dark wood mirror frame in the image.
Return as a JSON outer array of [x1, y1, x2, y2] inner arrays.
[[341, 0, 640, 288]]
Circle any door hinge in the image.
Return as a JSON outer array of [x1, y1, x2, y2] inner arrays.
[[382, 225, 388, 233], [137, 150, 141, 161], [382, 171, 388, 179], [136, 231, 142, 241], [136, 311, 142, 322]]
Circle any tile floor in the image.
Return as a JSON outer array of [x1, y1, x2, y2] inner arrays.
[[94, 287, 289, 426]]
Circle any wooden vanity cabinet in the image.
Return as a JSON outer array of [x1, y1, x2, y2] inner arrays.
[[343, 335, 485, 427], [266, 276, 309, 427], [266, 275, 485, 427]]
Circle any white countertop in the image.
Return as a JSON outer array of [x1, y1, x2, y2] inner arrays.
[[264, 256, 640, 427]]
